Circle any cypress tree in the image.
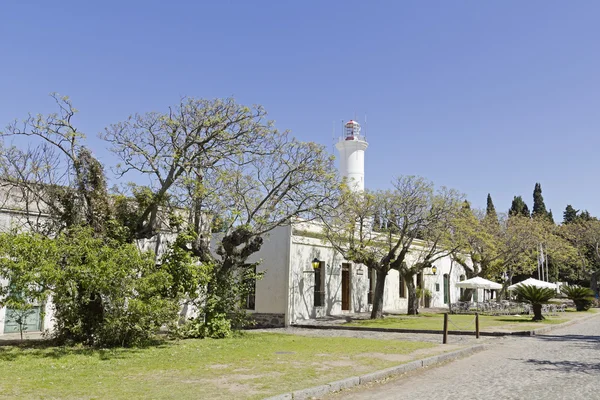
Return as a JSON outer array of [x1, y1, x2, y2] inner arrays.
[[509, 196, 530, 218], [486, 193, 498, 221], [532, 183, 548, 219], [579, 210, 593, 222], [563, 205, 578, 224]]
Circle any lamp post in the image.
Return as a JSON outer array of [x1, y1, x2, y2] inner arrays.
[[312, 258, 321, 269], [431, 265, 437, 275]]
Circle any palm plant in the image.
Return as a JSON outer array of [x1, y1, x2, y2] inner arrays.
[[561, 286, 595, 311], [514, 285, 556, 321]]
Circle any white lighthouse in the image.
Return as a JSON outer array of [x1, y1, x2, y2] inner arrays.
[[335, 120, 368, 192]]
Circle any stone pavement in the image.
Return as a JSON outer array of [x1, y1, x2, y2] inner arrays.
[[325, 313, 600, 400]]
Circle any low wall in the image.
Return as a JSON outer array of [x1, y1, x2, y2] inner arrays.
[[250, 313, 286, 328]]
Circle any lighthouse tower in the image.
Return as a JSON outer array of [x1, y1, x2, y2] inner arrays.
[[335, 120, 368, 192]]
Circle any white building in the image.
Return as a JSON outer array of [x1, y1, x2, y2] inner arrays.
[[246, 120, 473, 327]]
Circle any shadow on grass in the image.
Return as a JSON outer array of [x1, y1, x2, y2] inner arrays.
[[0, 338, 170, 362], [493, 318, 541, 323]]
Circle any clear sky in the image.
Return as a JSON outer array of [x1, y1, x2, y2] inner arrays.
[[2, 1, 599, 220]]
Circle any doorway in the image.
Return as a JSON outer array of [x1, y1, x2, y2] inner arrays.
[[341, 263, 351, 311], [443, 274, 450, 304]]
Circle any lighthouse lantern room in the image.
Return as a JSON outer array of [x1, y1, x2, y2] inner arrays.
[[335, 119, 368, 192]]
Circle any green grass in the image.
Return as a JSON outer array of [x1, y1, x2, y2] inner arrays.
[[0, 332, 436, 400], [346, 313, 568, 332]]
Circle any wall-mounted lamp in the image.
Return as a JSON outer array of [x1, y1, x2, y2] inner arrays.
[[312, 258, 321, 269], [431, 265, 437, 275], [357, 265, 364, 275]]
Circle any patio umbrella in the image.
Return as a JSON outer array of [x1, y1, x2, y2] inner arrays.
[[456, 276, 502, 290], [508, 277, 557, 291]]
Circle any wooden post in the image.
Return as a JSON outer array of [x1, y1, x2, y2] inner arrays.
[[443, 313, 449, 344], [475, 312, 480, 339]]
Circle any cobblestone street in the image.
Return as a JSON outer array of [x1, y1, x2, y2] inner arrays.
[[326, 314, 600, 400]]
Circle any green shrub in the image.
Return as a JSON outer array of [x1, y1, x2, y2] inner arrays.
[[177, 313, 232, 339], [0, 228, 184, 347], [561, 286, 595, 311]]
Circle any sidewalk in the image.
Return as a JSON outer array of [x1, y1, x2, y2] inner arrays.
[[0, 331, 44, 345]]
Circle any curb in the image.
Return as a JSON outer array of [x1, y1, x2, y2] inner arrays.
[[263, 344, 486, 400], [292, 324, 507, 336]]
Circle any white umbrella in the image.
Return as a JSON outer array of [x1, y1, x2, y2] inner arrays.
[[508, 277, 557, 291], [456, 276, 502, 290]]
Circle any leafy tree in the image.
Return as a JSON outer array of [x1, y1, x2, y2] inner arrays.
[[323, 176, 464, 317], [514, 285, 555, 321], [451, 208, 553, 300], [560, 218, 600, 293], [509, 196, 530, 218]]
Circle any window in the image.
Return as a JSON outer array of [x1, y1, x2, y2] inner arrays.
[[399, 274, 406, 298], [314, 261, 325, 307], [416, 272, 423, 289], [243, 265, 256, 310], [368, 267, 376, 304]]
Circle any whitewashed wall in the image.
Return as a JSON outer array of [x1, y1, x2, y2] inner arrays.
[[245, 225, 292, 317], [424, 255, 470, 308], [286, 234, 370, 324]]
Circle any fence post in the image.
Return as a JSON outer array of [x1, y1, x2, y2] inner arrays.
[[443, 313, 449, 344], [475, 312, 480, 339]]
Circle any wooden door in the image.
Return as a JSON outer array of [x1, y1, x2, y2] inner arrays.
[[443, 274, 450, 304], [341, 264, 350, 311]]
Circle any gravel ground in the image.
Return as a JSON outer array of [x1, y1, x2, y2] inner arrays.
[[324, 313, 600, 400]]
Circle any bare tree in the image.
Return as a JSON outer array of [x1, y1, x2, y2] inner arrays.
[[323, 176, 464, 318], [103, 97, 340, 323], [0, 94, 109, 235]]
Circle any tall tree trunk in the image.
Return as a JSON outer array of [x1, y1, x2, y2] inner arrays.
[[590, 270, 599, 297], [498, 271, 514, 301], [532, 304, 544, 321], [406, 275, 419, 315], [370, 269, 387, 319]]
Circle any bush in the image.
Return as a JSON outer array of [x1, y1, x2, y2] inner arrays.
[[561, 286, 595, 312], [0, 228, 183, 347], [177, 313, 232, 339]]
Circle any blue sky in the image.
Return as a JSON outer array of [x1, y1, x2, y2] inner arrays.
[[1, 1, 599, 220]]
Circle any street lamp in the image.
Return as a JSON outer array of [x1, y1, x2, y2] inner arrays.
[[312, 258, 321, 269], [431, 265, 437, 275]]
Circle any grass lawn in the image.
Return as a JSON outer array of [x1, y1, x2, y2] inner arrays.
[[346, 312, 572, 332], [0, 332, 437, 400]]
